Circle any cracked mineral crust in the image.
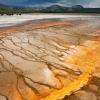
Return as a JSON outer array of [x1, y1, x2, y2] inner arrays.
[[0, 16, 100, 100]]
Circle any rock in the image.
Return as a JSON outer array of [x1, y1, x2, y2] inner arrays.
[[74, 90, 97, 100], [88, 84, 98, 92], [64, 95, 78, 100], [0, 96, 7, 100], [97, 96, 100, 100], [93, 73, 100, 78]]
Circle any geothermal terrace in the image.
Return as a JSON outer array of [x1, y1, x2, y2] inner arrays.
[[0, 14, 100, 100]]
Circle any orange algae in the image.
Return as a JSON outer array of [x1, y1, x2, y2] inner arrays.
[[44, 41, 100, 100]]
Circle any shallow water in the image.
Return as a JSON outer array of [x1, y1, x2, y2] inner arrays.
[[0, 14, 100, 100], [0, 14, 100, 27]]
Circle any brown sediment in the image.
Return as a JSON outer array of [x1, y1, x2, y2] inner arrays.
[[0, 20, 81, 35]]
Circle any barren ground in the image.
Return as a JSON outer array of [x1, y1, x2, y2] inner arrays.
[[0, 15, 100, 100]]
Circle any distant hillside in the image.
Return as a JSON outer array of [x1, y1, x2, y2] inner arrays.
[[0, 3, 35, 15], [72, 5, 84, 9], [0, 4, 100, 14], [41, 5, 100, 13], [0, 4, 6, 7]]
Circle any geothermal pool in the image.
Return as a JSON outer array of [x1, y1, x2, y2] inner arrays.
[[0, 14, 100, 100], [0, 14, 100, 27]]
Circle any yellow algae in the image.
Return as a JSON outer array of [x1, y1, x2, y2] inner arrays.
[[45, 41, 100, 100], [44, 65, 93, 100]]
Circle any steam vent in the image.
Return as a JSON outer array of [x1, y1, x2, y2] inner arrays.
[[0, 16, 100, 100]]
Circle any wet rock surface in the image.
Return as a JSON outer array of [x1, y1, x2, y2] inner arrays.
[[64, 77, 100, 100], [0, 16, 100, 100]]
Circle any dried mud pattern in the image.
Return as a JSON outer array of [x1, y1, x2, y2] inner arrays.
[[0, 19, 100, 100]]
